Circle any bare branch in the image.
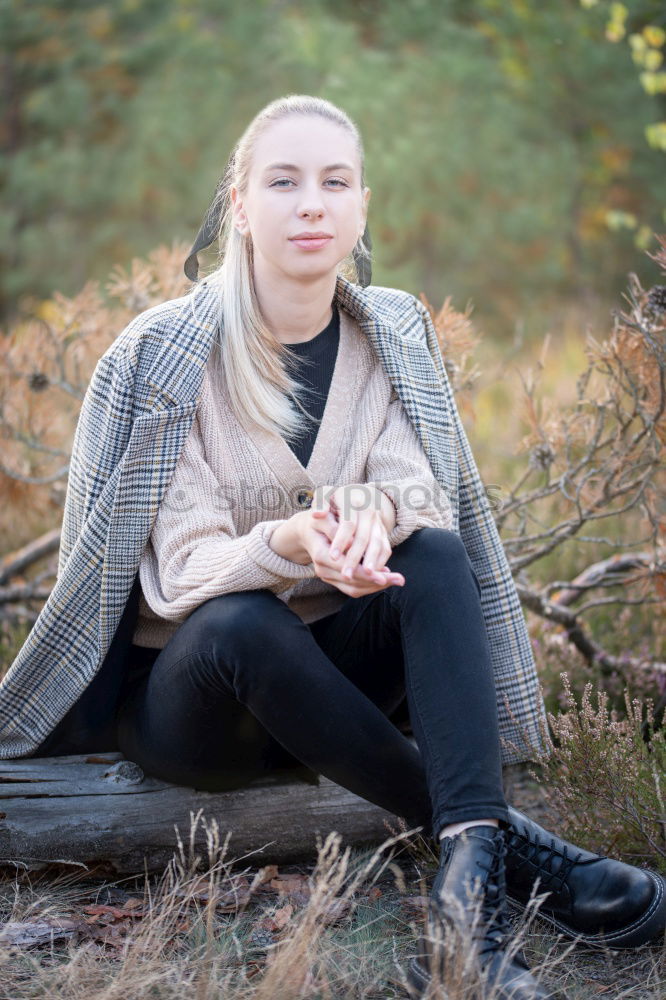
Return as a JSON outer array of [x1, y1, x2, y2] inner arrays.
[[0, 462, 69, 485], [516, 580, 666, 679], [547, 552, 665, 604], [0, 583, 53, 604], [0, 529, 60, 586]]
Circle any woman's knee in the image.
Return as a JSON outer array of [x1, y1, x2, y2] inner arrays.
[[396, 527, 468, 565], [184, 589, 289, 649], [391, 528, 481, 597], [173, 589, 308, 697]]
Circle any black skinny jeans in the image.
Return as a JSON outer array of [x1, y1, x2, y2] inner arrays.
[[116, 527, 510, 840]]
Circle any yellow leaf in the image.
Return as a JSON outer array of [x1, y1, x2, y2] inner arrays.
[[645, 122, 666, 151], [634, 226, 653, 250], [640, 71, 666, 95], [605, 3, 627, 42], [605, 210, 637, 231], [643, 25, 666, 48], [644, 49, 664, 71]]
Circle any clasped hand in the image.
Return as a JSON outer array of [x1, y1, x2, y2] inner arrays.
[[299, 483, 405, 598]]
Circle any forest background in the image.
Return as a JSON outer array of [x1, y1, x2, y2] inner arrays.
[[1, 0, 665, 334]]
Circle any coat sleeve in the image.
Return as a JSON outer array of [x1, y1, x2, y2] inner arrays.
[[138, 413, 318, 622], [57, 349, 136, 579], [413, 298, 548, 752], [364, 387, 454, 547]]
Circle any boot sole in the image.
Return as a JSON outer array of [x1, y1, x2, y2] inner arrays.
[[405, 955, 557, 1000], [507, 870, 666, 949], [405, 956, 429, 999]]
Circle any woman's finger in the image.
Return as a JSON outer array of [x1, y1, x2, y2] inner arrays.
[[329, 501, 357, 559], [361, 517, 391, 572], [322, 561, 405, 596], [340, 513, 376, 579], [309, 509, 340, 545]]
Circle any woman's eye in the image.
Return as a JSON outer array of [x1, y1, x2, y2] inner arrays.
[[269, 178, 349, 188]]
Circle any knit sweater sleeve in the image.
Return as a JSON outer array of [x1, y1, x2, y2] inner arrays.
[[138, 416, 317, 623], [364, 388, 454, 547]]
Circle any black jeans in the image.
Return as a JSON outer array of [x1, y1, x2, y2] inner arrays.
[[116, 527, 509, 840]]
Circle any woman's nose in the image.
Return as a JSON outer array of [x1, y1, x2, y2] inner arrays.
[[296, 183, 326, 217]]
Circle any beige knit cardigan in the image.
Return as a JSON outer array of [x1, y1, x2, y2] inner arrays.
[[134, 306, 453, 647]]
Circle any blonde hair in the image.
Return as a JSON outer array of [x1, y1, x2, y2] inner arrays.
[[201, 95, 372, 442]]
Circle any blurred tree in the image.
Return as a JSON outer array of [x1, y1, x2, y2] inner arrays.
[[1, 0, 664, 340], [580, 0, 666, 248], [1, 0, 168, 319]]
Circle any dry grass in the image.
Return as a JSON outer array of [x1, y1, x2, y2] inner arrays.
[[0, 813, 663, 999]]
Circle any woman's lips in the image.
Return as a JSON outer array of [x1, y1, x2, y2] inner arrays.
[[289, 237, 333, 250]]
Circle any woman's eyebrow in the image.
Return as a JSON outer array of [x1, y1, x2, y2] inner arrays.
[[263, 162, 355, 173]]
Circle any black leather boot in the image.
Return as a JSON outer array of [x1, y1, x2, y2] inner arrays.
[[407, 825, 552, 1000], [505, 806, 666, 948]]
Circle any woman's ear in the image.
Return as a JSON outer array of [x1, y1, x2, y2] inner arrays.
[[230, 185, 249, 236]]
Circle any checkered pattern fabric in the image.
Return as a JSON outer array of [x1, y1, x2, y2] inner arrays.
[[0, 275, 547, 761]]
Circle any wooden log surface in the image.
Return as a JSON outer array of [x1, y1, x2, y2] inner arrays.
[[0, 753, 412, 876]]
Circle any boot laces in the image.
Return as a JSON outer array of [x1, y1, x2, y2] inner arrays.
[[507, 826, 588, 894], [474, 835, 512, 958]]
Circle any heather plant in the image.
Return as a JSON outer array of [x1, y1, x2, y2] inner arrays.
[[530, 673, 666, 873], [529, 608, 664, 721]]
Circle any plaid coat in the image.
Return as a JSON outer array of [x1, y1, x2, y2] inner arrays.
[[0, 274, 547, 761]]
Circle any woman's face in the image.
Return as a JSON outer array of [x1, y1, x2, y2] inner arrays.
[[231, 115, 370, 284]]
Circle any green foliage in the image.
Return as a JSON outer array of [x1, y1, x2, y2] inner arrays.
[[1, 0, 665, 339]]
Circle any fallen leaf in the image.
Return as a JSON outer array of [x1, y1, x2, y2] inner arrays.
[[255, 864, 279, 887], [258, 902, 294, 935], [244, 959, 265, 979], [270, 874, 309, 892], [121, 897, 146, 911]]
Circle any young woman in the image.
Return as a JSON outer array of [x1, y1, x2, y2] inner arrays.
[[1, 95, 663, 999]]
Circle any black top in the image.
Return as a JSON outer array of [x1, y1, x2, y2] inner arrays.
[[282, 304, 340, 467]]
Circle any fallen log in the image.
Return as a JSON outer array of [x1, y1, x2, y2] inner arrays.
[[0, 753, 411, 877]]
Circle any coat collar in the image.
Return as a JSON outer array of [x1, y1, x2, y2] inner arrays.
[[178, 273, 452, 428], [182, 271, 393, 359]]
